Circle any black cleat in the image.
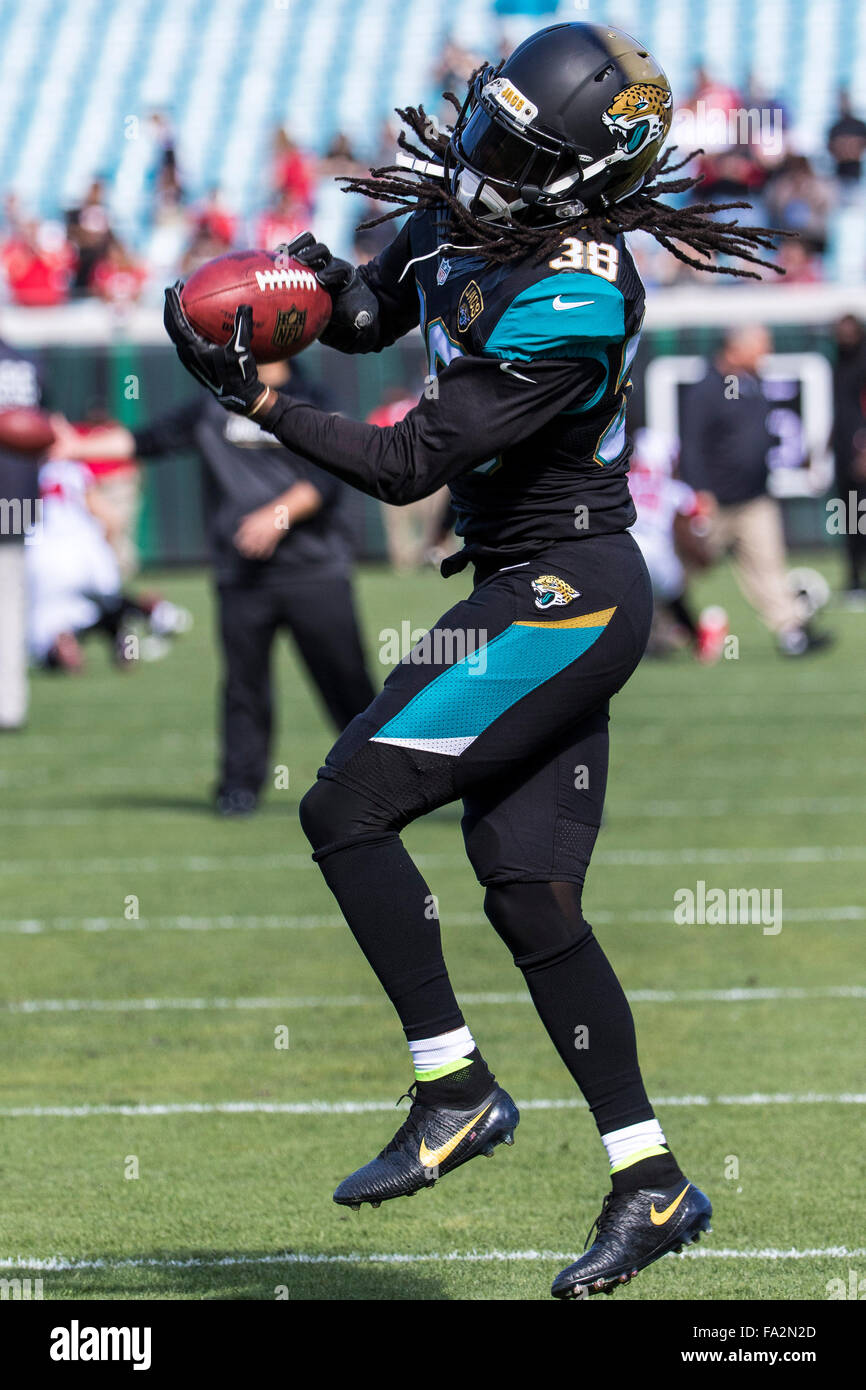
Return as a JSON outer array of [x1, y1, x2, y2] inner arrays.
[[333, 1083, 519, 1208], [551, 1180, 712, 1299]]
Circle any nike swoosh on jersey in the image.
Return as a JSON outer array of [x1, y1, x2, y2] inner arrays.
[[552, 296, 595, 310], [649, 1183, 691, 1226], [499, 360, 536, 383], [418, 1104, 492, 1168]]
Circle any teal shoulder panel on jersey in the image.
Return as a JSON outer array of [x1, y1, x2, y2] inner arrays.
[[481, 273, 626, 362]]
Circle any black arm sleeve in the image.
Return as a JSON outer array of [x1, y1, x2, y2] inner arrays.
[[320, 221, 420, 354], [132, 400, 203, 459], [257, 354, 605, 505]]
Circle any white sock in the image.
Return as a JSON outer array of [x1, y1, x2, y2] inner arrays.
[[409, 1025, 476, 1078], [601, 1117, 667, 1172]]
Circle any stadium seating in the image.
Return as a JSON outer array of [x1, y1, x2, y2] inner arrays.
[[0, 0, 863, 270]]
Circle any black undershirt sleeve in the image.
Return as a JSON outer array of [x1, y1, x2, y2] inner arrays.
[[257, 354, 605, 505]]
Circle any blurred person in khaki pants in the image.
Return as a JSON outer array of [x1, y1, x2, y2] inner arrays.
[[679, 325, 831, 656]]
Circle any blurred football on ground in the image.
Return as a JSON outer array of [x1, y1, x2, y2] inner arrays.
[[0, 407, 56, 455], [180, 250, 332, 363]]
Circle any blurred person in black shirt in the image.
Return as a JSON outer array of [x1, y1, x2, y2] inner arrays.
[[830, 314, 866, 600], [679, 325, 831, 656], [51, 359, 376, 814], [827, 90, 866, 184]]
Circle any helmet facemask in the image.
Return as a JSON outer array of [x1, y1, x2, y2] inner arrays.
[[445, 67, 590, 229]]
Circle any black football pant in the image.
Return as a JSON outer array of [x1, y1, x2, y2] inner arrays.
[[299, 533, 660, 1136], [217, 574, 376, 798]]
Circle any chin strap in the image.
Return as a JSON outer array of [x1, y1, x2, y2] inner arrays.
[[394, 151, 446, 179]]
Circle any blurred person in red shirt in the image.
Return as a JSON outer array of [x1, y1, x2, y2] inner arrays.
[[272, 127, 314, 210], [89, 235, 147, 307], [255, 190, 307, 253], [1, 218, 74, 306], [194, 187, 236, 248]]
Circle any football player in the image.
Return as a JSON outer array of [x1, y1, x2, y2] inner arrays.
[[165, 23, 784, 1298]]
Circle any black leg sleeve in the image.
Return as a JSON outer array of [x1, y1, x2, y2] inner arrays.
[[484, 880, 656, 1135]]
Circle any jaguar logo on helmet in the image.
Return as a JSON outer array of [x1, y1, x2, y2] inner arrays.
[[601, 83, 672, 162]]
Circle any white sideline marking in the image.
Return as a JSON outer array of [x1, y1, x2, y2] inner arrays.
[[1, 844, 866, 877], [615, 795, 866, 818], [3, 985, 864, 1015], [0, 904, 863, 935], [0, 1247, 863, 1274], [1, 1093, 863, 1119]]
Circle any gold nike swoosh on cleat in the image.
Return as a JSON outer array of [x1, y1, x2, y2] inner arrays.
[[418, 1104, 493, 1169], [649, 1183, 691, 1225]]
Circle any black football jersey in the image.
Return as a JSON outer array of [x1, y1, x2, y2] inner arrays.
[[261, 203, 645, 571]]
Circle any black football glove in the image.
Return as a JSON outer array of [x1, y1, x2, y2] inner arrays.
[[163, 283, 266, 415], [276, 232, 377, 347]]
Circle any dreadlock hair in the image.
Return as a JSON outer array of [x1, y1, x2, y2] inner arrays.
[[340, 87, 791, 280]]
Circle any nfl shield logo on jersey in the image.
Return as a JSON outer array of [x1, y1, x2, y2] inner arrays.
[[436, 258, 452, 285]]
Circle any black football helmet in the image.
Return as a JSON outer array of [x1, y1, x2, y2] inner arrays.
[[445, 23, 672, 226]]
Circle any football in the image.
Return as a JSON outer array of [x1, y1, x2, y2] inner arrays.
[[180, 249, 332, 363], [0, 407, 56, 455]]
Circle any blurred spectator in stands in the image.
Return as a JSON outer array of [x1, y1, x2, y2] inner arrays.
[[256, 190, 308, 252], [675, 69, 773, 211], [1, 218, 73, 306], [684, 65, 742, 119], [148, 110, 181, 192], [320, 132, 365, 179], [155, 155, 185, 215], [352, 196, 397, 264], [194, 187, 236, 249], [0, 334, 44, 728], [66, 179, 113, 293], [699, 144, 766, 202], [775, 237, 823, 283], [372, 119, 400, 170], [435, 38, 478, 94], [764, 153, 833, 257], [829, 314, 866, 600], [679, 325, 831, 656], [273, 127, 315, 210], [827, 90, 866, 184], [1, 194, 25, 242], [368, 387, 450, 570], [89, 235, 147, 307], [180, 189, 236, 276], [433, 38, 479, 126], [181, 223, 227, 277]]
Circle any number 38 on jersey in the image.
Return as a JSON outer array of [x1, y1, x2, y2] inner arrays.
[[549, 239, 619, 282]]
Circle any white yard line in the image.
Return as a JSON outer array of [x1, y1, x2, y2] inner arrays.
[[0, 904, 862, 934], [2, 844, 866, 876], [3, 985, 864, 1014], [1, 1093, 863, 1119], [2, 795, 865, 827], [0, 1246, 863, 1273]]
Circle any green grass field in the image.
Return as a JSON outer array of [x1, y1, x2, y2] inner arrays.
[[1, 552, 863, 1301]]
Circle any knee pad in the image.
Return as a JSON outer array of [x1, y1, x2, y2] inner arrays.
[[483, 880, 594, 971], [299, 776, 402, 860]]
